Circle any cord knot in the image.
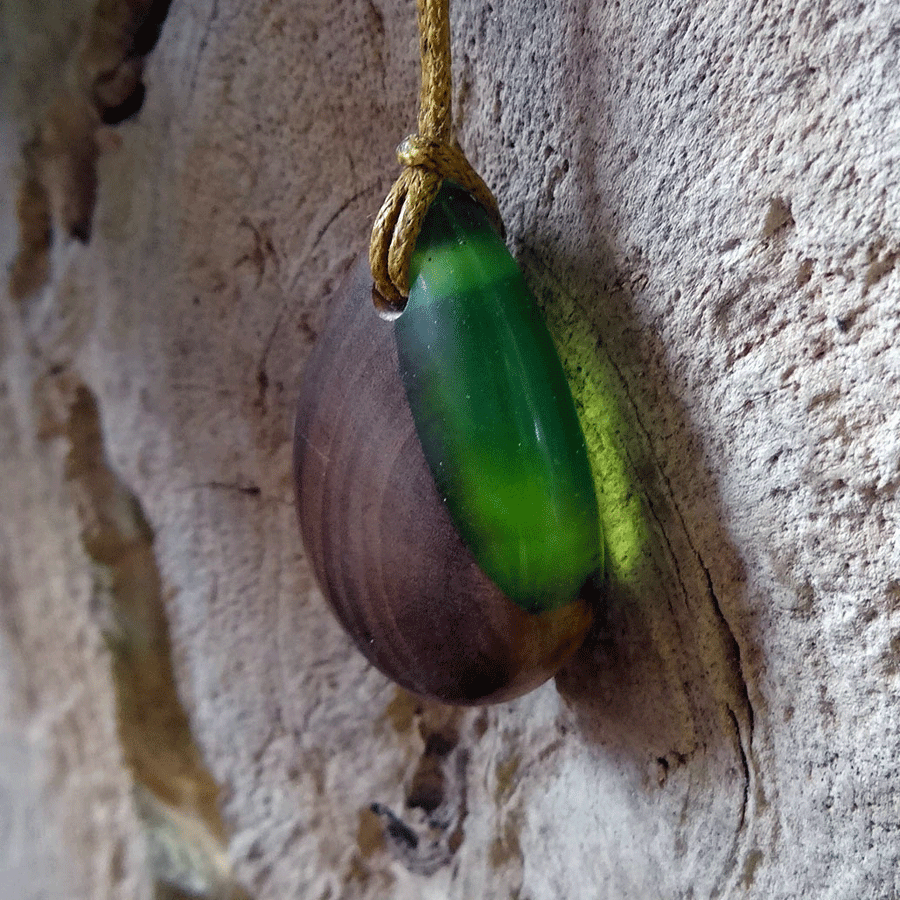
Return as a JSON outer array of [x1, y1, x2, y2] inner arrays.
[[369, 134, 503, 313]]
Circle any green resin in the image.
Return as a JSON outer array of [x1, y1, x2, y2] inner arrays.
[[394, 182, 602, 613]]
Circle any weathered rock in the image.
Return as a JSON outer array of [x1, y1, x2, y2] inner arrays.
[[1, 0, 899, 898]]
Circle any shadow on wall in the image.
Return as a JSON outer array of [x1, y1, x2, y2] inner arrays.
[[517, 172, 761, 888], [534, 241, 752, 762], [500, 11, 764, 823]]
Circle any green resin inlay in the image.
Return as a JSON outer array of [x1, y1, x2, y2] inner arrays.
[[394, 182, 603, 613]]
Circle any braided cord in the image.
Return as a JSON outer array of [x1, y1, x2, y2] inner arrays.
[[369, 0, 503, 311]]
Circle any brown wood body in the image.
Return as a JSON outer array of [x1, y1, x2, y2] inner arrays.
[[293, 256, 592, 705]]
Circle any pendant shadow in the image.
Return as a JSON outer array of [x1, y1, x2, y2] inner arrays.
[[517, 233, 758, 803]]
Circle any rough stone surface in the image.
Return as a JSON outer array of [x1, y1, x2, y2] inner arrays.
[[1, 0, 899, 898]]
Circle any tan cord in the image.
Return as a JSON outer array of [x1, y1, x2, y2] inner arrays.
[[369, 0, 504, 312]]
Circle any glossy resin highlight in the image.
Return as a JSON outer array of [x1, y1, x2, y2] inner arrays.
[[394, 183, 603, 612]]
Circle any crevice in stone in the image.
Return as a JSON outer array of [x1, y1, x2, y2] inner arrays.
[[595, 314, 753, 734], [660, 462, 760, 794], [728, 706, 751, 834], [705, 564, 756, 740], [59, 379, 253, 899], [9, 0, 175, 299], [709, 704, 754, 898], [369, 706, 469, 876], [623, 381, 757, 762], [649, 457, 761, 787], [760, 197, 794, 240]]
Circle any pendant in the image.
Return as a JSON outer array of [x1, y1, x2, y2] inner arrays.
[[293, 185, 602, 704], [294, 256, 593, 705]]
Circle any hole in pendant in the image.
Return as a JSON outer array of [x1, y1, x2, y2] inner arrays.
[[377, 306, 404, 322], [372, 284, 407, 321]]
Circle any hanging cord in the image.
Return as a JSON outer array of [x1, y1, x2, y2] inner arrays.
[[369, 0, 504, 312]]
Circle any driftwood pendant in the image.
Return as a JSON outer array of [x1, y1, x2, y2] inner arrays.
[[293, 250, 596, 705]]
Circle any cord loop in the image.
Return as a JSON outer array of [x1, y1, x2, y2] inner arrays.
[[369, 0, 503, 312]]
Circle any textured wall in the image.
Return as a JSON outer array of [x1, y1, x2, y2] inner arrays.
[[2, 0, 899, 898]]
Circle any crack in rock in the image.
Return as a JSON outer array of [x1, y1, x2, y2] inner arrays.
[[369, 712, 469, 876]]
